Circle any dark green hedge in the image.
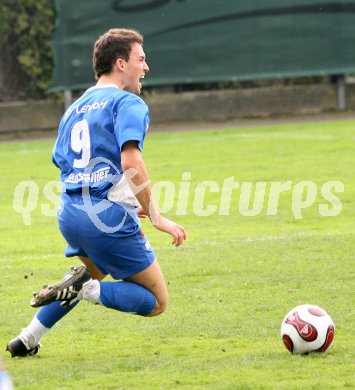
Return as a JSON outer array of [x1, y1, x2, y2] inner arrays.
[[0, 0, 55, 99]]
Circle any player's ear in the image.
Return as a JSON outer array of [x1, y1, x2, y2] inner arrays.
[[115, 57, 126, 71]]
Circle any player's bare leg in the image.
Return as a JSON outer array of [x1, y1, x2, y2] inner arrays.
[[75, 258, 165, 316], [77, 258, 167, 317], [78, 256, 106, 281], [123, 258, 168, 317]]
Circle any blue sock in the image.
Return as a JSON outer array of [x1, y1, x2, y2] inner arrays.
[[99, 281, 156, 316], [36, 300, 79, 328]]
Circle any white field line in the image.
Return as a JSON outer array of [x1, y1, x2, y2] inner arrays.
[[223, 132, 349, 141], [0, 253, 63, 263], [0, 231, 346, 260], [208, 232, 341, 246], [0, 148, 49, 157], [156, 132, 351, 144], [153, 230, 347, 250]]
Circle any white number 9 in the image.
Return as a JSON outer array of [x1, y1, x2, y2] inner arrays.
[[71, 119, 91, 168]]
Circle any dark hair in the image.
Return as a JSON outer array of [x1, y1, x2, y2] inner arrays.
[[93, 28, 144, 79]]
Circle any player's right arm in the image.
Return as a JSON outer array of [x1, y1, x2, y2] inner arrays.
[[121, 141, 187, 247]]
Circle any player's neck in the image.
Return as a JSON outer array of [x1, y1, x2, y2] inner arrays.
[[96, 75, 123, 90]]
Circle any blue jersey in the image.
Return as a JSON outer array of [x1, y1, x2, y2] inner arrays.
[[53, 84, 149, 199]]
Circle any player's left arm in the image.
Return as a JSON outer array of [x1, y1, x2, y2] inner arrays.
[[121, 141, 187, 247]]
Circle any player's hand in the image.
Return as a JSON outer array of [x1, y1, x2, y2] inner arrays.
[[152, 215, 187, 247], [136, 206, 148, 218]]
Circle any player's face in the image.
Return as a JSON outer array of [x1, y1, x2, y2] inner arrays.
[[123, 42, 149, 95]]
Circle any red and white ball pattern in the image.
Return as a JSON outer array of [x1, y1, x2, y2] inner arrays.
[[281, 304, 335, 354]]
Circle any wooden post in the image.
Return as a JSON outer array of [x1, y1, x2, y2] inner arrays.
[[336, 75, 346, 111], [64, 90, 73, 110]]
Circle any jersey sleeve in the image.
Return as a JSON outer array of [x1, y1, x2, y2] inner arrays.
[[114, 96, 149, 151]]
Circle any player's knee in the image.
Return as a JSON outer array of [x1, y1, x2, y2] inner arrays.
[[148, 294, 169, 317], [156, 297, 169, 315]]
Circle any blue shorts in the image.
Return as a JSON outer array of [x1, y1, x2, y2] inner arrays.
[[57, 193, 155, 280]]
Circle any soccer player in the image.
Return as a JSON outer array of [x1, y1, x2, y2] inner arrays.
[[6, 28, 186, 357]]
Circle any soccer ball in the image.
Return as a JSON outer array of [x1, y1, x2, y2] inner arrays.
[[280, 304, 335, 354]]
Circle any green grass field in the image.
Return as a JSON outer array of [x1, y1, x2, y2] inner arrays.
[[0, 119, 354, 389]]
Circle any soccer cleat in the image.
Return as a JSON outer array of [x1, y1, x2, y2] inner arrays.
[[30, 265, 91, 308], [6, 336, 40, 358]]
